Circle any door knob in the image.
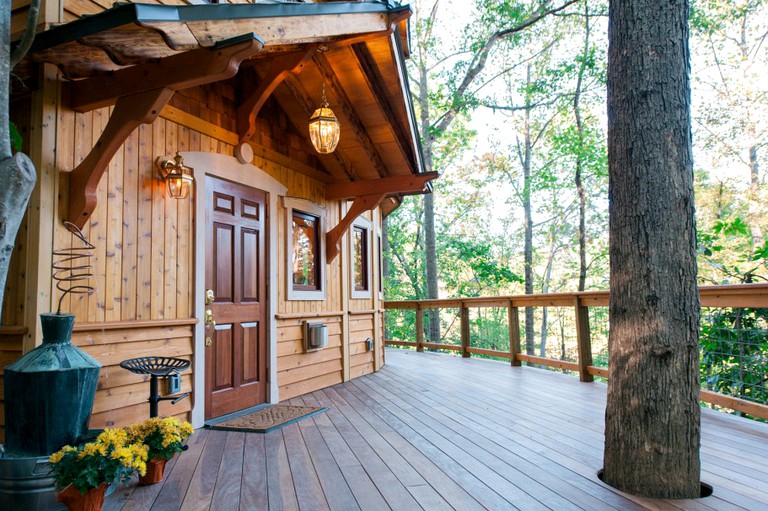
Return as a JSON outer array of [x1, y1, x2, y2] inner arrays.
[[205, 289, 215, 305], [205, 309, 215, 326]]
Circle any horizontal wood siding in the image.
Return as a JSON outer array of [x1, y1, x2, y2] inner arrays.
[[277, 317, 343, 400], [72, 322, 194, 428], [349, 314, 375, 378]]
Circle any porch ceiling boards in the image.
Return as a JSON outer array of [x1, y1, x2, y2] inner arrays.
[[24, 2, 426, 225], [104, 349, 768, 510]]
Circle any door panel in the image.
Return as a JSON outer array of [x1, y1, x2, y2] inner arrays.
[[213, 223, 234, 302], [205, 175, 268, 419], [241, 229, 259, 301], [241, 322, 260, 383], [213, 324, 234, 390]]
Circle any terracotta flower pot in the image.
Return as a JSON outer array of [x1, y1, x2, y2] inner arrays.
[[57, 482, 108, 511], [139, 457, 168, 486]]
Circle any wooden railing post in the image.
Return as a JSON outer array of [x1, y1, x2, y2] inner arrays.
[[415, 305, 424, 352], [508, 300, 521, 366], [574, 297, 593, 382], [460, 303, 470, 358]]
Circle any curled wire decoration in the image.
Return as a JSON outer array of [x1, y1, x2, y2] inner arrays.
[[52, 221, 95, 314]]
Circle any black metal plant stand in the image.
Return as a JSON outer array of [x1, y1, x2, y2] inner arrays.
[[120, 357, 190, 418]]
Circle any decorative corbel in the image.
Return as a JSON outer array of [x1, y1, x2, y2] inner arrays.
[[65, 35, 264, 227], [67, 88, 174, 228], [326, 193, 387, 263], [324, 172, 439, 262], [237, 49, 315, 143]]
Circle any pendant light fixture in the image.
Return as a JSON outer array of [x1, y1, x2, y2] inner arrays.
[[308, 81, 341, 154]]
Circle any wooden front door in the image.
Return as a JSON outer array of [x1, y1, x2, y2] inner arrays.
[[205, 175, 267, 419]]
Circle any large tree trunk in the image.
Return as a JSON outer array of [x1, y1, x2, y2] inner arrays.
[[0, 1, 37, 325], [603, 0, 701, 498]]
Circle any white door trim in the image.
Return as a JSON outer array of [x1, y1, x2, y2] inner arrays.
[[183, 151, 286, 427]]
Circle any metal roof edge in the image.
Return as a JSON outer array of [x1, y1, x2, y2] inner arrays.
[[391, 23, 427, 178], [27, 2, 412, 54]]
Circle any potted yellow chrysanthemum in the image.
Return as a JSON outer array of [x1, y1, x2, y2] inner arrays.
[[49, 428, 148, 511], [124, 417, 193, 485]]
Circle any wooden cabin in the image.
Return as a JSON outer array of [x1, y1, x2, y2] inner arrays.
[[3, 0, 431, 437]]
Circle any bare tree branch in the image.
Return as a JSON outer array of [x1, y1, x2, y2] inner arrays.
[[430, 0, 579, 134]]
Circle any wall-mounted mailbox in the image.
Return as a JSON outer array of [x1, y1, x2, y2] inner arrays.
[[303, 321, 328, 352]]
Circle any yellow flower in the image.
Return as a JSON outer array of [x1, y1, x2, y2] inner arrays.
[[78, 442, 101, 459]]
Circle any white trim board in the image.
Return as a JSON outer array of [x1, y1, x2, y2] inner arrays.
[[183, 151, 287, 428]]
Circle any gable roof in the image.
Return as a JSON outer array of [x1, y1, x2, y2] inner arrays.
[[26, 1, 427, 199]]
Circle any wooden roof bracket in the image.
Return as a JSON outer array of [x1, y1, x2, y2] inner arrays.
[[67, 88, 174, 229], [324, 171, 438, 262], [237, 49, 315, 144], [65, 35, 264, 228], [326, 193, 387, 263]]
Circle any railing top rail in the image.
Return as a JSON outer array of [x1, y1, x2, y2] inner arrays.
[[383, 283, 768, 309]]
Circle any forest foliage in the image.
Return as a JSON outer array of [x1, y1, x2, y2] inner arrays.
[[384, 0, 768, 412]]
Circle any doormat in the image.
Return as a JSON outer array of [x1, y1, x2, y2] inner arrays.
[[206, 405, 329, 433]]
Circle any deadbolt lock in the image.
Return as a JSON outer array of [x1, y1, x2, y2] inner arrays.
[[205, 289, 215, 305]]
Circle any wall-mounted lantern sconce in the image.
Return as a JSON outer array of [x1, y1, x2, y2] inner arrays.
[[308, 82, 340, 154], [157, 152, 194, 199]]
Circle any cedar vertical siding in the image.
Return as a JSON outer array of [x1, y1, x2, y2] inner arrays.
[[0, 328, 26, 442], [5, 71, 387, 427]]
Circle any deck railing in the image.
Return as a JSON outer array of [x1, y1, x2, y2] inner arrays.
[[383, 283, 768, 420]]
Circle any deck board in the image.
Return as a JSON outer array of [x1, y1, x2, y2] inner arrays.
[[105, 349, 768, 510]]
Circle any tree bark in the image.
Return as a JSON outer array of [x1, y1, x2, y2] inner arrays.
[[603, 0, 701, 498], [1, 1, 38, 325]]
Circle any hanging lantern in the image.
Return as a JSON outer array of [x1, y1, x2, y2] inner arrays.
[[309, 82, 340, 154], [158, 152, 194, 199]]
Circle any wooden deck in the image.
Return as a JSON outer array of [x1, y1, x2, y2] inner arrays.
[[105, 349, 768, 510]]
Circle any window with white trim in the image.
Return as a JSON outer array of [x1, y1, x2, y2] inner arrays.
[[284, 197, 326, 300], [350, 216, 372, 299]]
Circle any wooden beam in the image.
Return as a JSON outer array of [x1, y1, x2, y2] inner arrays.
[[326, 193, 386, 263], [157, 104, 334, 183], [326, 172, 438, 201], [67, 88, 174, 229], [351, 42, 417, 171], [314, 52, 390, 178], [237, 49, 314, 143], [68, 36, 264, 112], [65, 37, 264, 228]]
